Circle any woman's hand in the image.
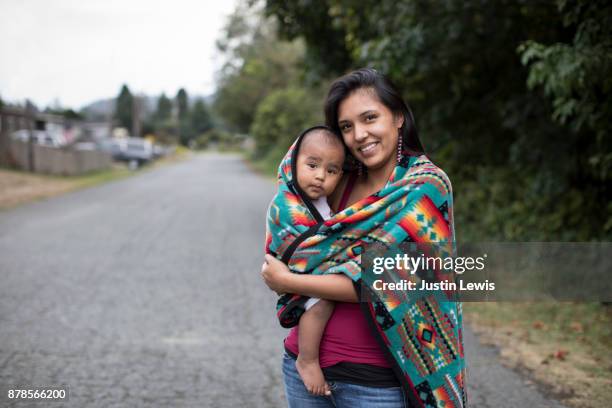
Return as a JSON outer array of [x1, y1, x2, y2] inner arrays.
[[262, 254, 359, 302], [261, 254, 293, 295]]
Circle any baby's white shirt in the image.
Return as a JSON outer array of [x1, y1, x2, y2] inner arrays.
[[312, 197, 333, 220]]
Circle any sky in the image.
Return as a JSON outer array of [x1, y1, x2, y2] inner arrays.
[[0, 0, 238, 109]]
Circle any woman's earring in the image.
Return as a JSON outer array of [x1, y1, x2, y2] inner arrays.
[[357, 161, 363, 177], [397, 132, 403, 164]]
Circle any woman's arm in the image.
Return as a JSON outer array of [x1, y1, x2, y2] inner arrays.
[[261, 254, 358, 302]]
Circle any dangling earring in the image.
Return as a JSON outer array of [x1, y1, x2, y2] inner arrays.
[[397, 131, 403, 164], [357, 161, 364, 177]]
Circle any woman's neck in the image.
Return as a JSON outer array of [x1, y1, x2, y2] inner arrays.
[[364, 156, 397, 191]]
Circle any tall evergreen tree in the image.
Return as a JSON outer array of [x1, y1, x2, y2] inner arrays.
[[154, 93, 172, 122], [190, 99, 213, 135], [176, 89, 189, 120], [176, 88, 190, 144], [114, 84, 133, 132]]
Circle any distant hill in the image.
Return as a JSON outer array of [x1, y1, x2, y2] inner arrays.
[[80, 93, 214, 121], [80, 98, 115, 121]]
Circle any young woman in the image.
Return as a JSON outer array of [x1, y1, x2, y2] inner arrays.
[[262, 68, 466, 408]]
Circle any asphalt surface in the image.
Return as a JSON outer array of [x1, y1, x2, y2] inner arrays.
[[0, 153, 568, 407]]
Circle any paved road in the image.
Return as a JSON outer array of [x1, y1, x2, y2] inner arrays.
[[0, 153, 567, 407]]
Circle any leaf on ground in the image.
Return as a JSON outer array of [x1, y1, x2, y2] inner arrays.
[[569, 321, 583, 333], [554, 349, 569, 360]]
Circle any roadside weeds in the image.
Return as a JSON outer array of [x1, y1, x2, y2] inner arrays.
[[465, 302, 612, 408]]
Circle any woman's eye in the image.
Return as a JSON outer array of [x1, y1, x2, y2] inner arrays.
[[340, 123, 351, 132], [365, 114, 377, 122]]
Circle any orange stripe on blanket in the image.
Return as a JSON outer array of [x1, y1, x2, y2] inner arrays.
[[384, 296, 402, 311], [433, 386, 453, 406], [284, 191, 318, 227], [332, 196, 382, 224], [397, 195, 450, 242]]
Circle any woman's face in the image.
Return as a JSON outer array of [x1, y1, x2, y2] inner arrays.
[[337, 88, 403, 172]]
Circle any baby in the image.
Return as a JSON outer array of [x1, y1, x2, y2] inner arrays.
[[292, 127, 345, 395]]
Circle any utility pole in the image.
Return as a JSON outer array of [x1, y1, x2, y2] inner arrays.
[[0, 108, 8, 166], [26, 103, 35, 172], [132, 96, 141, 137]]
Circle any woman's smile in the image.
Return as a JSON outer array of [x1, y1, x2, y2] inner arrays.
[[357, 141, 380, 157]]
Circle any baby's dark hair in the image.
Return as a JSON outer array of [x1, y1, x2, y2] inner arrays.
[[300, 126, 345, 151], [291, 126, 346, 180]]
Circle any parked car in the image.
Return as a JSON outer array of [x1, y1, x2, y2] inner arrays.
[[100, 137, 153, 169], [124, 139, 153, 168]]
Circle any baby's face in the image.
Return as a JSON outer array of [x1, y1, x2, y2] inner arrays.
[[296, 132, 345, 201]]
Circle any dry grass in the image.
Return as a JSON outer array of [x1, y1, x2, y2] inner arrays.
[[0, 164, 130, 209], [465, 302, 612, 408]]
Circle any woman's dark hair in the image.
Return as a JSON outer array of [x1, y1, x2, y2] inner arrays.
[[324, 68, 424, 155]]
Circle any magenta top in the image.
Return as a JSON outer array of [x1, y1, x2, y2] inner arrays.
[[284, 173, 391, 368], [284, 303, 391, 368]]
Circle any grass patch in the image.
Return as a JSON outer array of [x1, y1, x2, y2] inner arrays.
[[71, 164, 133, 188], [243, 148, 285, 181], [465, 302, 612, 408], [248, 156, 279, 180], [0, 164, 132, 210]]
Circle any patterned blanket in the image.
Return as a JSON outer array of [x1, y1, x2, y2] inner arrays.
[[265, 129, 467, 408]]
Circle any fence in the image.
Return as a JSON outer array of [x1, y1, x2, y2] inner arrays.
[[9, 140, 111, 176], [1, 106, 111, 176]]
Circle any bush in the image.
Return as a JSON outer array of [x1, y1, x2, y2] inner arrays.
[[250, 87, 322, 161], [194, 129, 245, 151]]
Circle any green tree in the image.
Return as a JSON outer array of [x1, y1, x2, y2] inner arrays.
[[214, 3, 305, 133], [250, 87, 321, 161], [152, 93, 176, 143], [154, 93, 172, 122], [176, 88, 189, 121], [265, 0, 353, 80], [176, 88, 191, 144], [518, 0, 612, 233], [114, 84, 133, 132], [190, 99, 213, 136], [264, 0, 611, 240]]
